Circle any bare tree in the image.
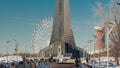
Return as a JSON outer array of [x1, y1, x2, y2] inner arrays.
[[93, 0, 120, 65]]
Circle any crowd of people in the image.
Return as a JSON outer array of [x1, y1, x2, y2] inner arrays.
[[0, 57, 84, 68], [0, 59, 39, 68]]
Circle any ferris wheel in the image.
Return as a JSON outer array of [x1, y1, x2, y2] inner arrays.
[[32, 17, 53, 54]]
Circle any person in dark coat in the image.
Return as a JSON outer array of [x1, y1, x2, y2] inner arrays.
[[75, 58, 79, 66], [86, 58, 89, 63], [0, 64, 4, 68]]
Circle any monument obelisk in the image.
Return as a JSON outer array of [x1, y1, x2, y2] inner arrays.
[[49, 0, 78, 57], [39, 0, 83, 58]]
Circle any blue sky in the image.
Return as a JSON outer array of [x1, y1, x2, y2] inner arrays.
[[0, 0, 109, 55]]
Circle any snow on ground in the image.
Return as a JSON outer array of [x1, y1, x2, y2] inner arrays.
[[0, 55, 23, 62]]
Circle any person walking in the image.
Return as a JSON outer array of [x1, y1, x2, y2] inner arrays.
[[75, 58, 79, 66]]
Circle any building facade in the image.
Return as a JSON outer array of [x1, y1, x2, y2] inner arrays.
[[94, 26, 105, 50]]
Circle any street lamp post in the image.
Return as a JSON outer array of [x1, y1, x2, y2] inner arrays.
[[83, 45, 87, 62], [6, 43, 9, 62], [106, 23, 115, 68], [88, 40, 93, 63], [93, 40, 96, 61], [4, 41, 10, 62], [86, 44, 90, 62], [83, 45, 89, 63], [25, 45, 27, 58], [83, 47, 85, 60], [90, 37, 96, 61]]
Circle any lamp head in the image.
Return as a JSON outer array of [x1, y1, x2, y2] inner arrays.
[[117, 2, 120, 5]]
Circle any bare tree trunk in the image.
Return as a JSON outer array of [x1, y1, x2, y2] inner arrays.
[[93, 0, 120, 66]]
